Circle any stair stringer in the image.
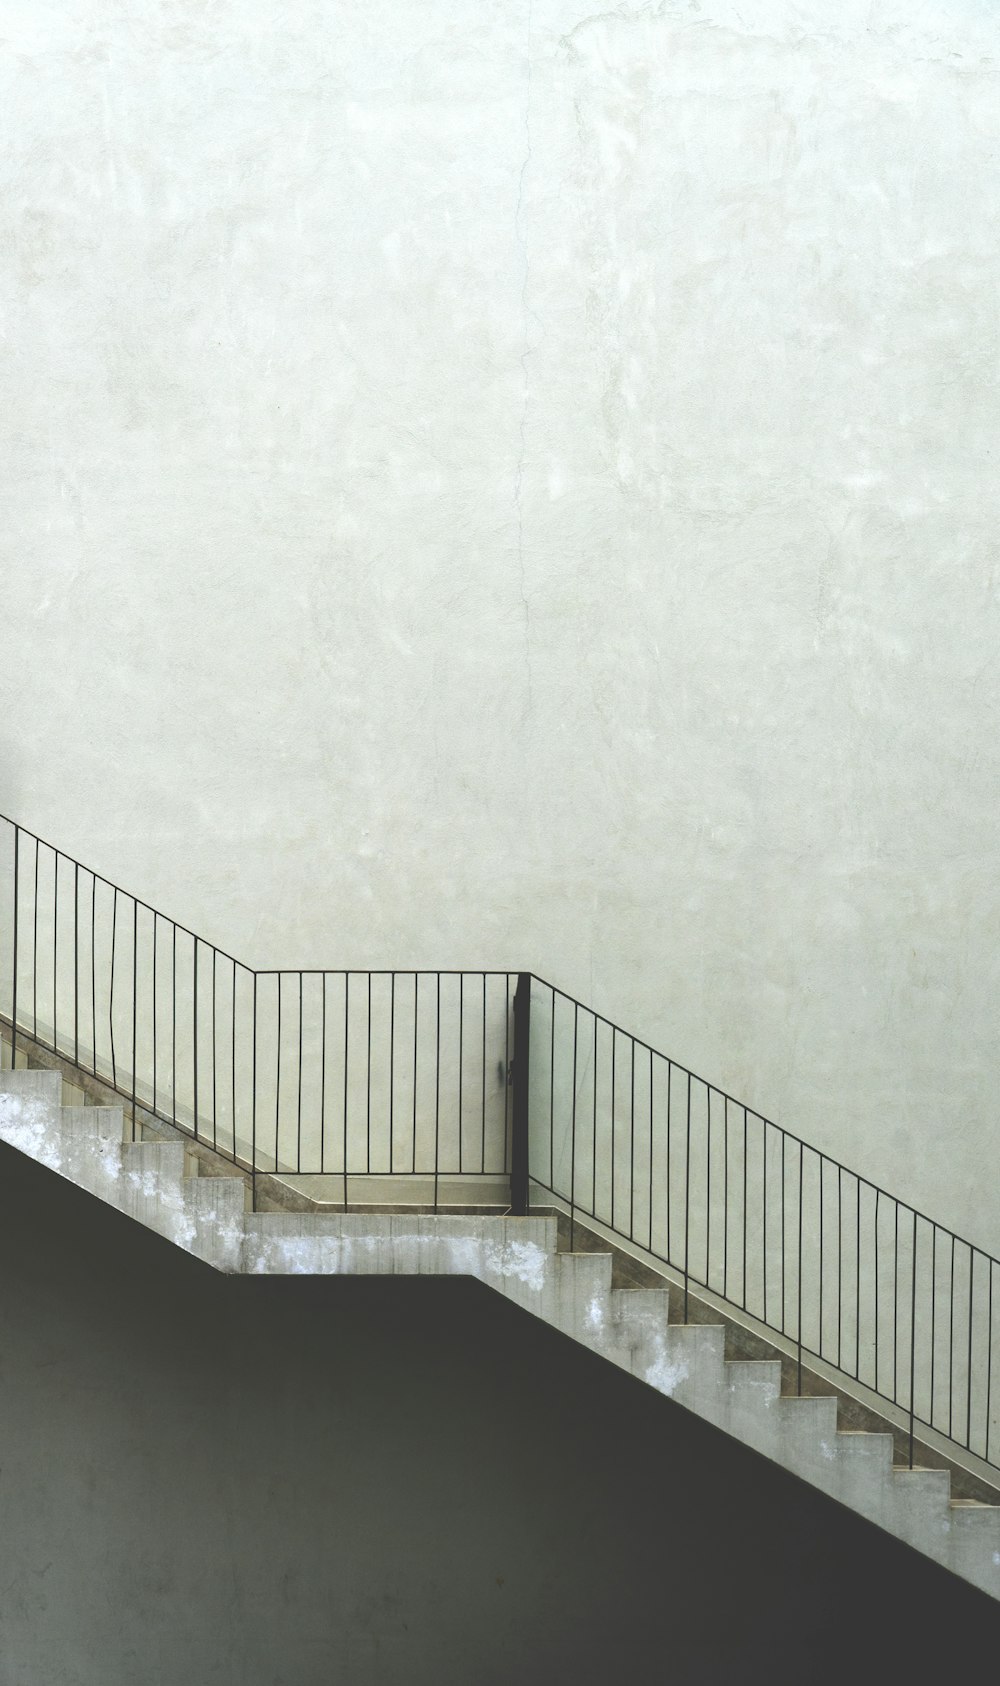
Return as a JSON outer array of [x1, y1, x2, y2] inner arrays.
[[2, 1067, 1000, 1602]]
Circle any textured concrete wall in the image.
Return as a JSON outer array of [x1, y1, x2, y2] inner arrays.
[[2, 1139, 999, 1683], [2, 2, 999, 1249]]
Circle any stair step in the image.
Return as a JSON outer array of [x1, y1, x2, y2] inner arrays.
[[612, 1287, 671, 1329], [724, 1358, 782, 1406], [118, 1141, 191, 1241], [0, 1069, 65, 1169], [185, 1177, 247, 1271], [631, 1323, 727, 1410], [58, 1104, 127, 1144], [889, 1468, 953, 1554], [0, 1068, 63, 1103], [775, 1395, 841, 1482], [242, 1212, 558, 1281], [837, 1429, 894, 1468], [948, 1501, 1000, 1595]]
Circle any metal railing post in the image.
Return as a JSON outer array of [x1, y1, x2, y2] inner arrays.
[[511, 972, 531, 1216], [251, 972, 258, 1214], [797, 1144, 804, 1395], [10, 825, 19, 1067], [909, 1210, 918, 1467]]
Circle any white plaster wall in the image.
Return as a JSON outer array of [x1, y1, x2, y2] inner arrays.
[[1, 2, 999, 1247]]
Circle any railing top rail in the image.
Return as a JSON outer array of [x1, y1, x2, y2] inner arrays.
[[530, 971, 1000, 1271], [255, 969, 517, 978], [1, 812, 249, 971], [4, 811, 994, 1272]]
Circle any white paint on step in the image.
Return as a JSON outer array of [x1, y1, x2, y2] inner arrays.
[[643, 1336, 689, 1398], [0, 1094, 63, 1172]]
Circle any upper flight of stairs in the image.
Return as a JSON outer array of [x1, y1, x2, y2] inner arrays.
[[2, 1051, 1000, 1604]]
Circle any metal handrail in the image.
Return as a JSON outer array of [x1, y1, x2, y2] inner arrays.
[[524, 973, 999, 1475], [1, 812, 997, 1475]]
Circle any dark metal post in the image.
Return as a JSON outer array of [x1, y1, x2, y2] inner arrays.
[[251, 973, 258, 1214], [10, 826, 19, 1068], [797, 1144, 804, 1395], [684, 1073, 691, 1321], [131, 901, 138, 1141], [909, 1210, 918, 1467], [510, 972, 531, 1216]]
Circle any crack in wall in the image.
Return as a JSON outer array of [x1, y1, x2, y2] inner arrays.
[[514, 0, 537, 725]]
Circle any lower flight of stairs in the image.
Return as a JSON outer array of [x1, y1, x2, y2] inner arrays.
[[2, 1060, 999, 1601]]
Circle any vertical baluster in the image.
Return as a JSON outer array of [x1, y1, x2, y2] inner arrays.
[[231, 959, 236, 1159], [412, 973, 418, 1177], [706, 1085, 712, 1290], [275, 973, 282, 1175], [10, 826, 18, 1065], [503, 974, 510, 1179], [320, 973, 327, 1176], [90, 873, 96, 1075], [53, 850, 59, 1053], [874, 1190, 880, 1397], [893, 1202, 900, 1404], [781, 1131, 787, 1338], [931, 1225, 937, 1430], [797, 1143, 804, 1394], [909, 1210, 918, 1468], [33, 835, 38, 1040], [949, 1235, 956, 1440], [212, 948, 217, 1151], [297, 971, 303, 1173], [390, 972, 397, 1175], [569, 1003, 578, 1250], [987, 1262, 994, 1466], [366, 973, 372, 1174], [344, 972, 350, 1208], [110, 888, 118, 1088], [665, 1060, 672, 1269], [433, 973, 441, 1214], [73, 861, 79, 1066], [171, 923, 176, 1126], [251, 973, 258, 1212], [629, 1036, 636, 1243], [647, 1047, 654, 1255], [967, 1244, 976, 1452], [152, 916, 158, 1115], [193, 934, 199, 1143], [818, 1154, 824, 1361], [837, 1165, 843, 1369], [549, 992, 555, 1197], [590, 1016, 598, 1222], [684, 1071, 691, 1322], [741, 1105, 747, 1312], [722, 1095, 729, 1301], [458, 973, 464, 1177], [762, 1121, 768, 1329], [131, 900, 138, 1141], [610, 1029, 616, 1231], [854, 1178, 861, 1381]]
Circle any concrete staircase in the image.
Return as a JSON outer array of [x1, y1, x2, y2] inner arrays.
[[2, 1059, 1000, 1602]]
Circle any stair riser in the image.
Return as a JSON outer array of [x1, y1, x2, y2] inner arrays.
[[889, 1473, 952, 1556], [627, 1326, 728, 1415], [241, 1215, 560, 1288], [950, 1511, 1000, 1595]]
